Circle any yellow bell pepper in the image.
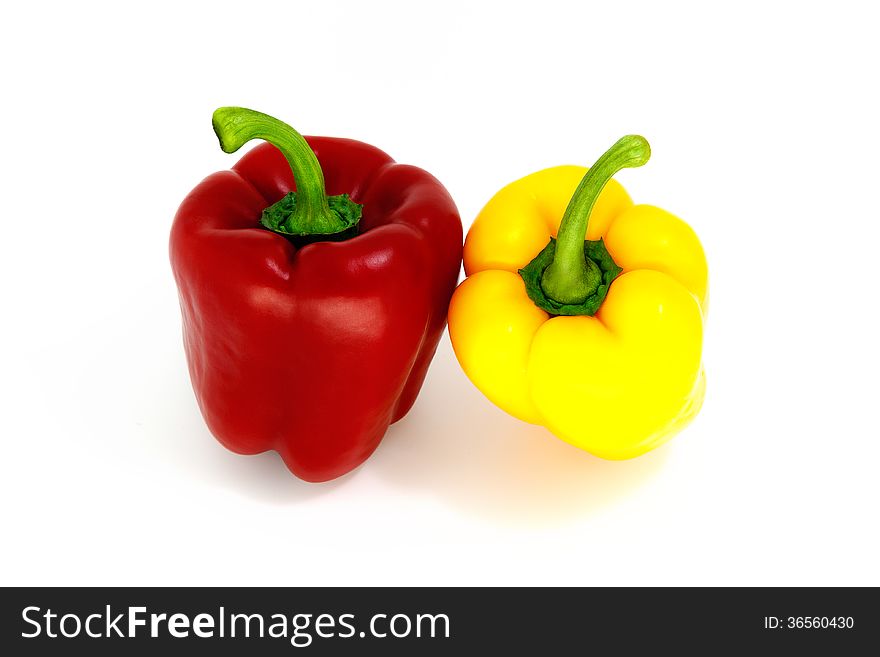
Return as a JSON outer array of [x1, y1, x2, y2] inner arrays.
[[448, 136, 708, 459]]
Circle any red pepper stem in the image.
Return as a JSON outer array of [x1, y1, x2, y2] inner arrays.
[[211, 107, 361, 240], [541, 135, 651, 304]]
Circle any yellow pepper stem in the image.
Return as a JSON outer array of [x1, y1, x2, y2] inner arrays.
[[541, 135, 651, 305]]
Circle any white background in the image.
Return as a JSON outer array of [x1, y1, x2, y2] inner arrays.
[[2, 1, 878, 586]]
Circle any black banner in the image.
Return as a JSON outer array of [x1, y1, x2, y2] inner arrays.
[[1, 587, 875, 654]]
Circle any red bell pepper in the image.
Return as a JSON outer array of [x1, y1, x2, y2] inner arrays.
[[170, 108, 462, 482]]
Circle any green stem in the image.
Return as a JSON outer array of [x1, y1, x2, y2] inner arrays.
[[540, 135, 651, 304], [211, 107, 361, 241]]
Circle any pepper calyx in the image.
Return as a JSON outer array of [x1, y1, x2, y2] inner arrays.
[[519, 237, 622, 316], [261, 191, 362, 246]]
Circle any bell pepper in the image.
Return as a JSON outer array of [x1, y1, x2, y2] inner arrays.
[[170, 108, 462, 482], [448, 136, 707, 459]]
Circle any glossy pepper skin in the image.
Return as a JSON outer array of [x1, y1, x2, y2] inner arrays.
[[449, 136, 707, 459], [171, 108, 462, 482]]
